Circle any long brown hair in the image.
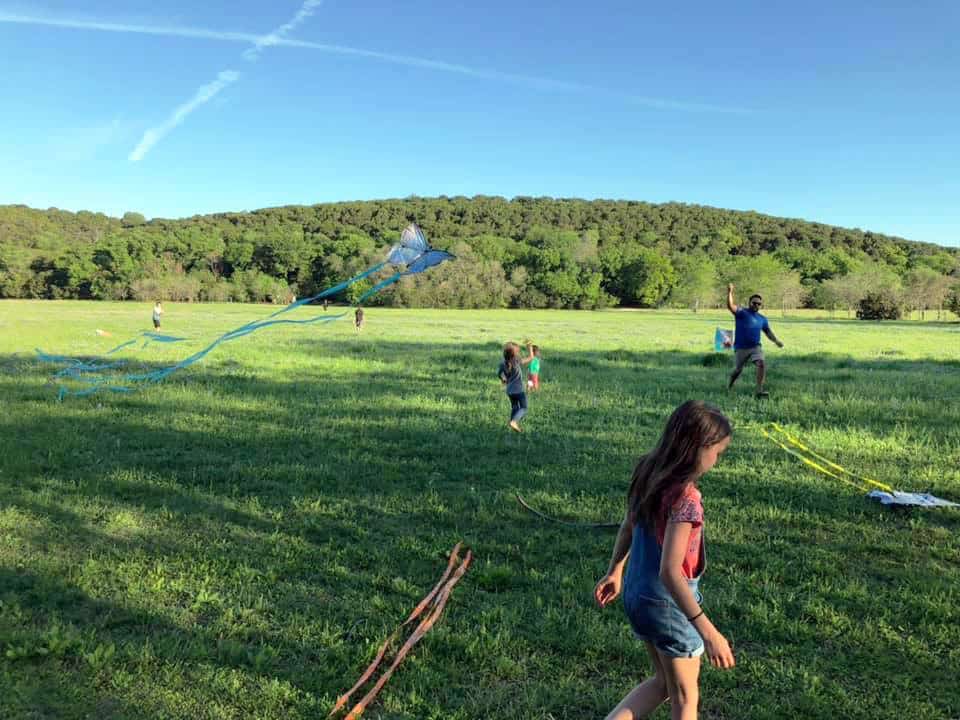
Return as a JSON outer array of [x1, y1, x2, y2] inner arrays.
[[628, 401, 731, 531], [503, 342, 521, 375]]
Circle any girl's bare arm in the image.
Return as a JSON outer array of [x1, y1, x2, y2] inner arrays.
[[606, 509, 633, 576], [595, 509, 633, 608], [660, 522, 735, 668]]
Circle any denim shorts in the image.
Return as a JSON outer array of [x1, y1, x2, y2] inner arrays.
[[624, 582, 705, 658]]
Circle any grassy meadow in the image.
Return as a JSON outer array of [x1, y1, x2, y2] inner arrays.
[[1, 300, 958, 720]]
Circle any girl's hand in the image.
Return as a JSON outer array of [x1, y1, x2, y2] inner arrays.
[[594, 573, 622, 608], [703, 629, 735, 669]]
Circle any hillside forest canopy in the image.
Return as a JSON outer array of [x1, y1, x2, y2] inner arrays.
[[1, 197, 958, 317]]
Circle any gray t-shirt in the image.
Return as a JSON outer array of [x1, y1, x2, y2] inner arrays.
[[498, 360, 524, 395]]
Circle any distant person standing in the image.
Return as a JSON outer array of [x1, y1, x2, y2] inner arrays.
[[152, 301, 163, 330], [354, 307, 365, 332], [726, 284, 784, 397]]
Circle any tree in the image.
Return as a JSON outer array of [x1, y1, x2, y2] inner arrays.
[[573, 229, 600, 265], [2, 199, 957, 307], [721, 254, 785, 302], [0, 249, 33, 298], [929, 274, 956, 320], [224, 234, 255, 274], [945, 281, 960, 317], [774, 246, 855, 283], [914, 250, 960, 276], [814, 276, 858, 316], [694, 226, 743, 258], [776, 271, 806, 315], [904, 266, 941, 319], [857, 290, 902, 320], [618, 249, 677, 307], [669, 254, 718, 311], [391, 242, 515, 308]]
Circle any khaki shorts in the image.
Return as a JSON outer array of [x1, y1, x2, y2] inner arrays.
[[734, 346, 764, 371]]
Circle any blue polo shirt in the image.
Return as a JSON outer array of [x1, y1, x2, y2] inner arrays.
[[734, 308, 769, 349]]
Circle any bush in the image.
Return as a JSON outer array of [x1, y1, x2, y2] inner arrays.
[[200, 279, 233, 302], [514, 286, 548, 308], [946, 283, 960, 317], [130, 277, 161, 302], [856, 290, 902, 320]]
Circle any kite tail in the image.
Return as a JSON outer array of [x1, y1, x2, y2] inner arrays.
[[255, 262, 388, 323], [35, 349, 127, 376], [46, 255, 407, 400], [39, 331, 186, 374], [356, 272, 404, 305], [769, 423, 893, 492], [57, 312, 349, 400], [105, 338, 139, 355]]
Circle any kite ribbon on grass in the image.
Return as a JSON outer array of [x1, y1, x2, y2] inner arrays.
[[759, 422, 893, 493], [516, 493, 620, 529], [757, 422, 957, 508]]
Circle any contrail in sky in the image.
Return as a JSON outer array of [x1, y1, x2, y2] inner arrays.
[[127, 0, 327, 161], [0, 11, 746, 114], [128, 70, 240, 162], [243, 0, 323, 61]]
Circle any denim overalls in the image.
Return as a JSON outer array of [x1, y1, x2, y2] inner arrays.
[[622, 520, 706, 658]]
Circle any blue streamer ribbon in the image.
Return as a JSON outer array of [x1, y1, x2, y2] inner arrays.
[[38, 262, 386, 400], [37, 225, 454, 400]]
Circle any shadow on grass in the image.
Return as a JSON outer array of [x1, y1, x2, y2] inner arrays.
[[1, 341, 958, 717]]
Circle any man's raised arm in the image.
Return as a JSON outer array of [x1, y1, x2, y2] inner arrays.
[[726, 283, 737, 315]]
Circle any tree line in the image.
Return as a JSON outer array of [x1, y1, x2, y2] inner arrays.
[[1, 197, 958, 317]]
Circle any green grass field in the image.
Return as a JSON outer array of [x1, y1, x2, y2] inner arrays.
[[1, 300, 958, 720]]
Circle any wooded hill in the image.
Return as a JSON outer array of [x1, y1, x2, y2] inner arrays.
[[1, 197, 958, 314]]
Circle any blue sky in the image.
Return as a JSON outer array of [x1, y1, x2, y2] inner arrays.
[[1, 1, 958, 247]]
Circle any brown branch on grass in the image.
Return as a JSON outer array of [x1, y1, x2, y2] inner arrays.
[[329, 543, 472, 719]]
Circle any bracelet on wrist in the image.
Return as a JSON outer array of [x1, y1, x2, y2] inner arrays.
[[686, 609, 704, 622]]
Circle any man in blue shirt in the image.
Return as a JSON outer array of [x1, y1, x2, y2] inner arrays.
[[726, 283, 784, 397]]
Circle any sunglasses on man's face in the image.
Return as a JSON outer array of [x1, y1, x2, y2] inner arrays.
[[750, 300, 762, 307]]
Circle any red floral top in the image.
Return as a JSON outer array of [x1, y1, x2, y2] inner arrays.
[[656, 484, 704, 579]]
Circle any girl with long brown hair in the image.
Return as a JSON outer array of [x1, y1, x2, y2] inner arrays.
[[595, 400, 736, 719], [497, 342, 532, 432]]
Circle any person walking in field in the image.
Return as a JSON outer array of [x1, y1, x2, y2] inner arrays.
[[595, 400, 736, 720], [354, 307, 365, 332], [152, 301, 163, 330], [726, 283, 784, 398], [497, 342, 533, 432]]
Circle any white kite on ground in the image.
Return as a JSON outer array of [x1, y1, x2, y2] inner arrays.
[[867, 491, 958, 508], [760, 423, 957, 510]]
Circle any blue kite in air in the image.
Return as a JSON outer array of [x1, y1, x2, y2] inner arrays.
[[356, 224, 455, 303], [37, 224, 454, 399]]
